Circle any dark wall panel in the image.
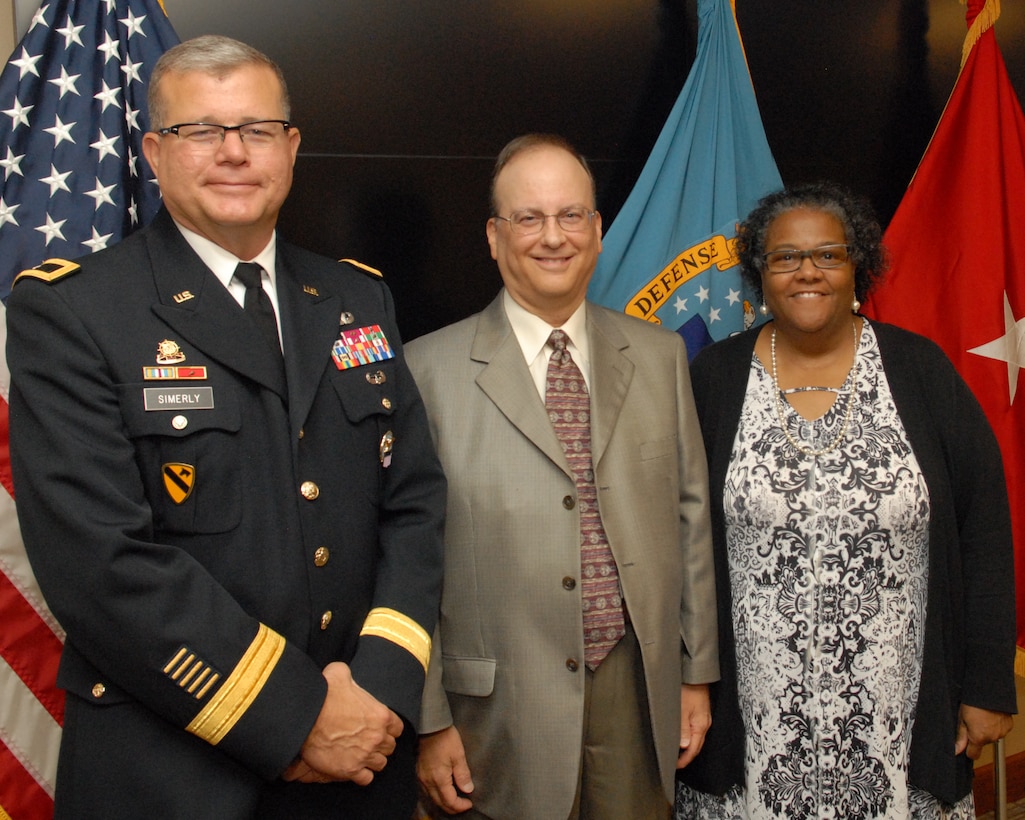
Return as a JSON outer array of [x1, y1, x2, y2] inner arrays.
[[163, 1, 1025, 340]]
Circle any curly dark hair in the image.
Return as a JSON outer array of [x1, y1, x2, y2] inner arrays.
[[735, 182, 889, 303]]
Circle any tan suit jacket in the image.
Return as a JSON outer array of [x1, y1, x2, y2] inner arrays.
[[406, 292, 717, 819]]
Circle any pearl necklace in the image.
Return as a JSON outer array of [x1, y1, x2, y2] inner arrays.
[[770, 322, 858, 458]]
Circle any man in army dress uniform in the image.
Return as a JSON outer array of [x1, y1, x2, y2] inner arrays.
[[7, 35, 445, 819]]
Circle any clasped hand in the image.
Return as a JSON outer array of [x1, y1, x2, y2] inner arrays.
[[282, 661, 403, 785]]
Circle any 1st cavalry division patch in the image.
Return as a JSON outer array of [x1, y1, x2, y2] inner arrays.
[[163, 463, 196, 504]]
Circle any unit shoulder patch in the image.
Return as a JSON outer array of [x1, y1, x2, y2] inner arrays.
[[339, 258, 383, 278], [14, 258, 82, 287]]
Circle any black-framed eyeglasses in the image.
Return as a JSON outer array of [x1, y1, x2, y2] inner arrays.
[[493, 207, 597, 236], [762, 244, 851, 274], [156, 120, 292, 149]]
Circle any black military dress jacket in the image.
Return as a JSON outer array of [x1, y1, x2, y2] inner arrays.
[[7, 208, 446, 817]]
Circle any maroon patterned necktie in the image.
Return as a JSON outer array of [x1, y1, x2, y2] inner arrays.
[[545, 329, 625, 670]]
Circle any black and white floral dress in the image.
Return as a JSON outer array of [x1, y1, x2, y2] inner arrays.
[[676, 321, 974, 820]]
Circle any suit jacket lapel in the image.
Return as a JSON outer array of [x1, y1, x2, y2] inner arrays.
[[587, 308, 633, 469], [473, 294, 571, 476], [146, 212, 287, 398], [276, 247, 341, 438]]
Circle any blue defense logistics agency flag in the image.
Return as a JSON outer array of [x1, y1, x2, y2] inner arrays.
[[587, 0, 781, 359], [0, 1, 178, 815]]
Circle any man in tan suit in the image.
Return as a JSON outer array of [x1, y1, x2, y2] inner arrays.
[[407, 134, 718, 820]]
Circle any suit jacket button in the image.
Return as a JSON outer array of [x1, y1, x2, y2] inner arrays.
[[320, 611, 333, 630], [562, 576, 576, 590], [314, 546, 330, 567], [566, 659, 579, 672], [562, 495, 575, 510], [298, 427, 305, 440], [300, 481, 320, 500], [91, 682, 106, 698]]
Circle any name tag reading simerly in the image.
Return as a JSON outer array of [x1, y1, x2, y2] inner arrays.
[[144, 386, 215, 411]]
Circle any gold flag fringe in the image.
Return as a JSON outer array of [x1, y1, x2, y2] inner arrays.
[[960, 0, 1001, 68], [1014, 645, 1025, 679]]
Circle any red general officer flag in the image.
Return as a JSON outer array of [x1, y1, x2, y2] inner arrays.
[[864, 0, 1025, 650]]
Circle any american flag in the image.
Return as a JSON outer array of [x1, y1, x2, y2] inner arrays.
[[0, 1, 177, 815]]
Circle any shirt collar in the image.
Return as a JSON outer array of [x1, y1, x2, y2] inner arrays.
[[503, 290, 589, 366], [173, 221, 278, 290]]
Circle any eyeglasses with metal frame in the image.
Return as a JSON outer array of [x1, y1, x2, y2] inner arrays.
[[493, 206, 597, 236], [762, 244, 851, 274], [156, 120, 292, 149]]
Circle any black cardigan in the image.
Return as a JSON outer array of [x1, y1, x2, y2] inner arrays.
[[677, 321, 1016, 804]]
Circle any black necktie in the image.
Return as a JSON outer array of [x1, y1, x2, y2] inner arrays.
[[233, 262, 281, 355]]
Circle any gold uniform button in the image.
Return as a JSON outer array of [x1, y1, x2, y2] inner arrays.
[[320, 611, 333, 630], [314, 546, 330, 567], [300, 481, 320, 500], [92, 682, 106, 698], [381, 397, 392, 410], [298, 427, 305, 440], [171, 415, 188, 430]]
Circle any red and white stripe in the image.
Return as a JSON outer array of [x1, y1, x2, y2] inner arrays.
[[0, 300, 63, 819]]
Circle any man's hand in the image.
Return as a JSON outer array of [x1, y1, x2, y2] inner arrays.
[[955, 704, 1013, 760], [282, 661, 403, 785], [677, 683, 711, 769], [417, 725, 475, 814]]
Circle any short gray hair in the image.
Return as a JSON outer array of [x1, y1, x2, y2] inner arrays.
[[148, 35, 290, 130]]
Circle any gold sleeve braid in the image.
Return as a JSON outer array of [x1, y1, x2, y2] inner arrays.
[[185, 624, 285, 745], [359, 608, 431, 673]]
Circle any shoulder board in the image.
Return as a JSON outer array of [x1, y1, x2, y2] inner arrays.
[[14, 258, 81, 287], [339, 258, 382, 278]]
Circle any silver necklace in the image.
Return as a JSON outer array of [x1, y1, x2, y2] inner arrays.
[[770, 322, 858, 458]]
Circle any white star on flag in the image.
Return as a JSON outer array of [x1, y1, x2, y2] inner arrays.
[[48, 66, 81, 98], [85, 178, 117, 209], [969, 292, 1025, 404], [44, 113, 76, 146], [39, 163, 72, 195], [11, 48, 42, 79], [35, 213, 68, 244], [90, 129, 120, 162], [0, 147, 24, 179], [56, 15, 85, 49], [4, 99, 33, 130]]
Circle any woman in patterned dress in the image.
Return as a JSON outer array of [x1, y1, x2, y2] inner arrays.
[[675, 183, 1015, 819]]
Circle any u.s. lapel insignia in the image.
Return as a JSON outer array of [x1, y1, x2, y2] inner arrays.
[[303, 284, 319, 296], [156, 339, 186, 364], [162, 463, 195, 504], [172, 291, 195, 304]]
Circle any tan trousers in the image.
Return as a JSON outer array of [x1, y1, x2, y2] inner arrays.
[[570, 623, 671, 820], [420, 624, 670, 820]]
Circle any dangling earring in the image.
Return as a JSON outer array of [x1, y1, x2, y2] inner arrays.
[[759, 303, 769, 316], [852, 299, 861, 313]]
